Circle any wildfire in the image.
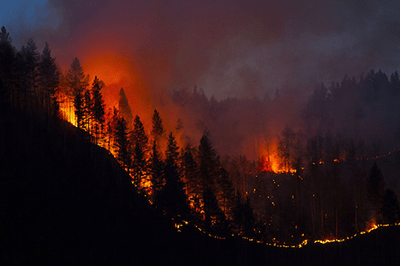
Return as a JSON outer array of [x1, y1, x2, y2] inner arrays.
[[258, 156, 297, 174], [58, 94, 77, 127]]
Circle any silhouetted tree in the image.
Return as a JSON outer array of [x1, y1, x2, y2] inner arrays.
[[181, 146, 201, 215], [131, 115, 148, 186], [216, 167, 236, 219], [203, 187, 226, 233], [83, 88, 92, 132], [277, 127, 297, 170], [151, 109, 165, 142], [198, 129, 220, 193], [0, 26, 14, 106], [149, 139, 164, 204], [17, 39, 39, 109], [114, 111, 131, 172], [380, 189, 400, 224], [118, 88, 132, 128], [159, 132, 189, 219], [233, 194, 255, 236], [90, 76, 105, 144], [74, 91, 84, 129], [67, 58, 88, 128], [390, 71, 400, 96], [39, 42, 60, 116], [23, 39, 40, 92]]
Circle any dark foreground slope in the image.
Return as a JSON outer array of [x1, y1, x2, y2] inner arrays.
[[0, 109, 399, 266]]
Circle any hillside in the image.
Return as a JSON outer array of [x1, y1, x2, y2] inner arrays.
[[0, 108, 399, 266]]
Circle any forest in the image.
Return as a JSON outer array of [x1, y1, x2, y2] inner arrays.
[[1, 25, 400, 252]]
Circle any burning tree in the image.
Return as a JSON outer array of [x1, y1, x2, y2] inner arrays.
[[66, 58, 89, 128]]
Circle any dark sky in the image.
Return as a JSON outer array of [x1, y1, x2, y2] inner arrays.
[[3, 0, 400, 101]]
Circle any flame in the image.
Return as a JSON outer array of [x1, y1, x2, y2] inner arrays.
[[257, 139, 297, 174], [58, 93, 77, 127], [258, 154, 297, 174], [365, 220, 378, 233]]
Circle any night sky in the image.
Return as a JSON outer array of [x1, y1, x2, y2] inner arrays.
[[2, 0, 400, 101]]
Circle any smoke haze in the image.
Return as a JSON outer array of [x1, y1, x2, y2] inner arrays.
[[4, 0, 400, 158]]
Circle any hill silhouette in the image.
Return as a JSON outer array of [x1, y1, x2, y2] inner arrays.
[[0, 108, 399, 266]]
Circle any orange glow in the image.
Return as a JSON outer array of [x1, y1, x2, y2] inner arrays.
[[365, 220, 378, 233], [57, 92, 77, 127], [258, 141, 297, 174], [258, 155, 297, 174], [84, 54, 132, 86], [258, 151, 297, 174]]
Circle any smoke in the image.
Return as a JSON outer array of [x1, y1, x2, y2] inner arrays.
[[1, 0, 62, 48], [4, 0, 400, 158]]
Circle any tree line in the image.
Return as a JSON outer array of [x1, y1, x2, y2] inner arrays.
[[0, 27, 256, 238]]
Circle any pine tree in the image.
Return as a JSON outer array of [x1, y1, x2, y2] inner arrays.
[[233, 194, 255, 236], [159, 132, 189, 219], [197, 129, 220, 197], [23, 39, 40, 93], [0, 26, 11, 43], [149, 140, 164, 204], [390, 71, 400, 96], [66, 58, 88, 94], [151, 109, 165, 142], [83, 88, 92, 132], [181, 147, 201, 214], [203, 187, 227, 234], [74, 91, 84, 129], [39, 42, 60, 116], [131, 115, 148, 186], [216, 167, 236, 219], [0, 26, 15, 106], [118, 88, 133, 128], [67, 58, 88, 128], [114, 112, 130, 172], [90, 76, 105, 144], [18, 39, 39, 109]]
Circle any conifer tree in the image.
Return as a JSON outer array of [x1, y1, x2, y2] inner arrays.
[[197, 129, 220, 197], [216, 167, 236, 218], [83, 88, 92, 132], [67, 58, 88, 128], [39, 42, 60, 116], [0, 26, 15, 106], [118, 88, 133, 128], [181, 147, 201, 214], [23, 39, 40, 93], [114, 112, 131, 172], [74, 91, 84, 129], [151, 109, 165, 142], [149, 140, 164, 204], [17, 39, 39, 109], [203, 187, 227, 234], [131, 115, 148, 186], [159, 132, 189, 219], [233, 194, 255, 236], [90, 76, 105, 144]]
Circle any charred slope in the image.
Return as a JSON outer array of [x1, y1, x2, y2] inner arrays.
[[0, 108, 399, 266], [0, 109, 172, 265]]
